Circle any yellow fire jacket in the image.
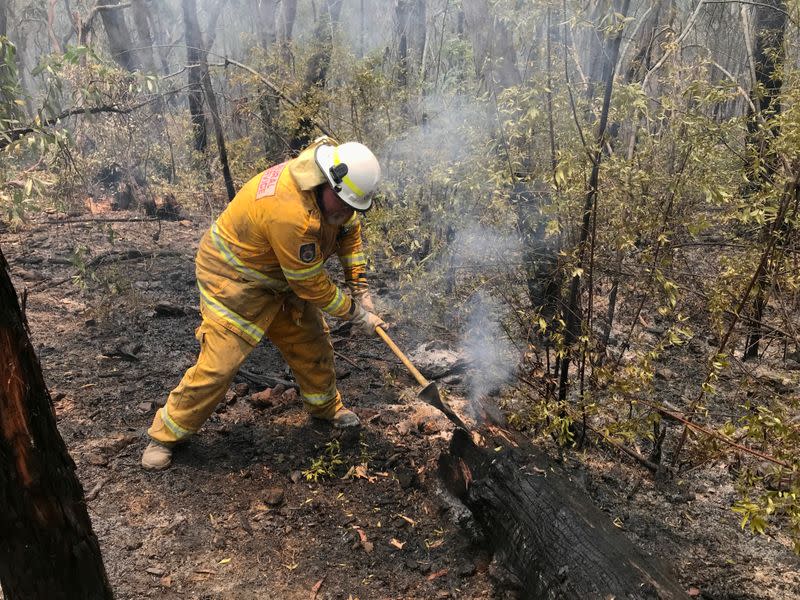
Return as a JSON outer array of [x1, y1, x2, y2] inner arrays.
[[195, 138, 368, 345]]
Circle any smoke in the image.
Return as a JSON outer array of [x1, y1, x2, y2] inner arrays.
[[449, 223, 522, 271], [461, 291, 517, 410]]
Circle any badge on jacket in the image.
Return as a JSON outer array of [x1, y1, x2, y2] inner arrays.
[[299, 243, 317, 263]]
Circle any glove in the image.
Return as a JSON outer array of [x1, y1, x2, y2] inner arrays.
[[350, 302, 387, 336], [355, 290, 375, 312]]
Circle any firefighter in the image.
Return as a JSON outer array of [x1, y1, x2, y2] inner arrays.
[[141, 137, 386, 470]]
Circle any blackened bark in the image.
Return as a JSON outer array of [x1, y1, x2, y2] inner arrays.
[[744, 0, 788, 360], [0, 248, 113, 600], [439, 428, 688, 599], [461, 0, 520, 94], [202, 69, 236, 201], [131, 0, 157, 73], [183, 0, 207, 156], [289, 0, 343, 152], [98, 2, 139, 71]]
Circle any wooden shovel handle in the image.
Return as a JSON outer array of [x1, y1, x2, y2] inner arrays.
[[375, 326, 429, 387]]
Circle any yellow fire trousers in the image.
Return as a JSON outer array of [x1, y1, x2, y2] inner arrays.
[[148, 298, 343, 444]]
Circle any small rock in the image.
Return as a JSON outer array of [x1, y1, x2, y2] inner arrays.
[[233, 383, 249, 397], [655, 368, 676, 381], [145, 567, 165, 576], [396, 469, 416, 489], [124, 538, 143, 551], [396, 419, 415, 436], [280, 388, 298, 403], [154, 301, 185, 317], [458, 561, 477, 577], [224, 390, 237, 405], [250, 388, 273, 407], [85, 452, 108, 467], [137, 401, 154, 413], [265, 487, 285, 506], [290, 470, 303, 484]]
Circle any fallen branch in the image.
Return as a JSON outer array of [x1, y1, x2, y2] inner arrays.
[[46, 217, 161, 224], [236, 367, 298, 391], [27, 249, 184, 292]]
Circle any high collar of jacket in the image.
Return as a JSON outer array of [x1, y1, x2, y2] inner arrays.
[[287, 136, 339, 191]]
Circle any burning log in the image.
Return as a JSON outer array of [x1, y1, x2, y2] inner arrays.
[[439, 427, 688, 599]]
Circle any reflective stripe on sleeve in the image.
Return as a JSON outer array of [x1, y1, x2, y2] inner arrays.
[[210, 223, 290, 292], [282, 261, 324, 281], [322, 287, 347, 315], [339, 252, 366, 268], [160, 406, 192, 439], [198, 281, 265, 344]]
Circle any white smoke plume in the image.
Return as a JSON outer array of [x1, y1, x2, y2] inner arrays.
[[461, 291, 517, 411]]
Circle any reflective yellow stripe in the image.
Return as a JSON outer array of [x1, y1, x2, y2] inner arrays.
[[161, 406, 192, 439], [334, 147, 364, 197], [343, 212, 357, 227], [282, 261, 324, 281], [210, 223, 290, 292], [339, 252, 366, 268], [322, 288, 347, 315], [198, 281, 265, 344], [301, 386, 337, 406]]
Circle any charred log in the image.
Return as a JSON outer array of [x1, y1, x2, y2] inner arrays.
[[439, 428, 687, 599]]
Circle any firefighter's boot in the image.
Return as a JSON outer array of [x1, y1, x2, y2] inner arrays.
[[331, 407, 360, 428], [141, 440, 174, 471]]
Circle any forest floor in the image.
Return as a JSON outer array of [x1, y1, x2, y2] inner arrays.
[[2, 206, 799, 599]]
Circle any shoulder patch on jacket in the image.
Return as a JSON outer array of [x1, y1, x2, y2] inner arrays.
[[256, 161, 287, 199], [299, 243, 317, 263]]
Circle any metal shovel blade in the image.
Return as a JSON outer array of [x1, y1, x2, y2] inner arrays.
[[419, 381, 470, 431]]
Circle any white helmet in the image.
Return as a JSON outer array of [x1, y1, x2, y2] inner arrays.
[[315, 141, 381, 211]]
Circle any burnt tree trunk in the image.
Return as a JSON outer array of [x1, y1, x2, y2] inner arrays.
[[131, 0, 157, 73], [462, 0, 520, 94], [183, 0, 207, 157], [440, 428, 688, 599], [743, 0, 788, 360], [289, 0, 343, 152], [0, 248, 113, 599], [98, 2, 138, 71]]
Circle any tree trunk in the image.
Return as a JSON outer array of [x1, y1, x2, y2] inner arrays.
[[131, 0, 157, 73], [98, 2, 139, 71], [440, 428, 688, 599], [183, 0, 208, 157], [255, 0, 283, 161], [202, 69, 237, 201], [256, 0, 278, 48], [289, 0, 343, 152], [461, 0, 520, 94], [0, 1, 7, 37], [743, 0, 787, 360], [0, 248, 113, 600], [558, 0, 630, 403], [395, 0, 411, 89], [279, 0, 298, 44]]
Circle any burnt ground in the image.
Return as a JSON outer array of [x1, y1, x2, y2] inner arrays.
[[2, 210, 799, 599]]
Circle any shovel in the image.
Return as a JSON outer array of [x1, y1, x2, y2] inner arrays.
[[376, 327, 469, 431]]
